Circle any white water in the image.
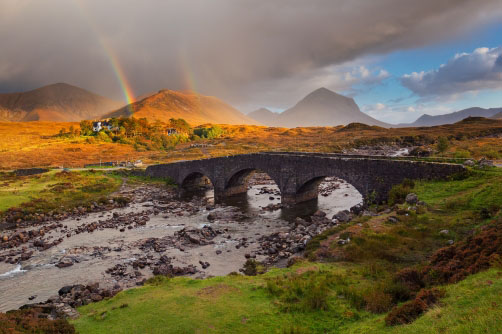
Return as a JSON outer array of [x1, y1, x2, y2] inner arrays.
[[0, 265, 27, 278]]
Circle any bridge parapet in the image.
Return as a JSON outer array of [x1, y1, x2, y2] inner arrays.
[[146, 153, 465, 205]]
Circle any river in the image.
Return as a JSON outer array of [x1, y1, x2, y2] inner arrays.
[[0, 173, 362, 312]]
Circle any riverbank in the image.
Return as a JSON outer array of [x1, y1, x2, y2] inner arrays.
[[0, 172, 361, 314], [68, 166, 502, 333]]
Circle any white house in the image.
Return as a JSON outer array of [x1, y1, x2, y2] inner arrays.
[[93, 121, 115, 132], [93, 121, 103, 132]]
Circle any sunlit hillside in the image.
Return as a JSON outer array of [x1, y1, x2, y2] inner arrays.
[[1, 118, 501, 170], [106, 89, 259, 126]]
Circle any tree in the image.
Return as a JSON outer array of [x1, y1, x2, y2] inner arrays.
[[436, 136, 449, 154], [79, 120, 93, 136]]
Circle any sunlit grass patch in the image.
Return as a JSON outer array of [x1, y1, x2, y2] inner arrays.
[[0, 170, 122, 215]]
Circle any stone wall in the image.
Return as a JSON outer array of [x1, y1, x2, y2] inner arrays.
[[146, 153, 465, 204], [14, 168, 50, 176]]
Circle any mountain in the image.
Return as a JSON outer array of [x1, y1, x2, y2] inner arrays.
[[247, 108, 280, 126], [106, 89, 259, 126], [253, 88, 389, 128], [400, 107, 502, 127], [490, 111, 502, 120], [0, 83, 123, 122]]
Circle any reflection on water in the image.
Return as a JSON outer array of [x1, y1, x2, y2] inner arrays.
[[183, 174, 363, 222]]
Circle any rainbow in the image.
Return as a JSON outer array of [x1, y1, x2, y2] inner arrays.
[[178, 48, 198, 94], [72, 0, 135, 109]]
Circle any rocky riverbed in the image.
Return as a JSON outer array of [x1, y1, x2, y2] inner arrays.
[[0, 172, 362, 316]]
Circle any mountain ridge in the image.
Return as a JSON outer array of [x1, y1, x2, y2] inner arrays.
[[248, 88, 389, 128], [399, 107, 502, 127], [0, 83, 123, 122], [106, 89, 260, 126]]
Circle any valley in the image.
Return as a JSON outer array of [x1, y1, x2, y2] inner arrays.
[[2, 1, 502, 332]]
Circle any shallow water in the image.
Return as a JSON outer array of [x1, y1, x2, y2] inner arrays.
[[0, 176, 361, 312]]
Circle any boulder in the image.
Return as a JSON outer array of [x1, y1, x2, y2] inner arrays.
[[479, 158, 494, 167], [313, 210, 326, 217], [333, 210, 351, 223], [405, 193, 419, 205], [463, 159, 475, 167], [58, 286, 74, 296], [350, 204, 364, 215], [56, 260, 73, 268], [388, 216, 399, 224], [90, 293, 103, 302]]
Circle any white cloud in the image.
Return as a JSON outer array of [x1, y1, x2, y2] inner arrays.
[[362, 101, 456, 124], [375, 103, 386, 110], [242, 59, 391, 111], [401, 47, 502, 97]]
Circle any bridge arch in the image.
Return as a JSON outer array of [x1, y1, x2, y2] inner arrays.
[[180, 171, 214, 195], [145, 152, 465, 205], [222, 167, 282, 198], [287, 174, 366, 205]]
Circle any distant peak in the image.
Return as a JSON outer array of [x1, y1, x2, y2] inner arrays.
[[253, 107, 273, 113], [296, 87, 353, 107], [312, 87, 332, 94], [305, 87, 348, 99], [45, 82, 77, 89]]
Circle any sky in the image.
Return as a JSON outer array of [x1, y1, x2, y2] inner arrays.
[[1, 0, 502, 124]]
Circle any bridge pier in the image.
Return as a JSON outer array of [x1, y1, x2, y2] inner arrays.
[[220, 185, 248, 197], [282, 189, 319, 206], [145, 153, 466, 206]]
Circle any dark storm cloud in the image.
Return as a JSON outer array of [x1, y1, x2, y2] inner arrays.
[[0, 0, 501, 108]]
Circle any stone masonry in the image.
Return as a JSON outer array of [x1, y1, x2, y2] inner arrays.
[[146, 152, 465, 204]]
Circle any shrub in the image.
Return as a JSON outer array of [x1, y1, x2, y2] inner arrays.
[[454, 149, 471, 158], [113, 196, 131, 207], [422, 221, 502, 284], [385, 298, 427, 326], [383, 279, 413, 303], [145, 275, 171, 286], [265, 271, 338, 312], [0, 308, 75, 334], [436, 136, 450, 154], [96, 131, 112, 142], [193, 125, 225, 139], [241, 259, 265, 276], [388, 179, 415, 205], [364, 290, 393, 313], [385, 288, 444, 326], [394, 268, 424, 294]]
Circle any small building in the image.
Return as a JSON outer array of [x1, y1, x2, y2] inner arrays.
[[93, 120, 116, 132], [93, 121, 103, 132], [166, 128, 178, 135]]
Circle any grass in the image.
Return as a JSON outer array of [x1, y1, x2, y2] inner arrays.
[[414, 168, 502, 212], [1, 118, 501, 169], [343, 268, 502, 334], [71, 265, 502, 334], [69, 167, 502, 334], [311, 168, 502, 266], [0, 170, 122, 215], [72, 264, 364, 334]]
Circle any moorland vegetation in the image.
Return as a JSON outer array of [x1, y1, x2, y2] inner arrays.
[[1, 117, 501, 170]]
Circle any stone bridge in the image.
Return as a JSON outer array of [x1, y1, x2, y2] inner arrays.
[[145, 152, 465, 204]]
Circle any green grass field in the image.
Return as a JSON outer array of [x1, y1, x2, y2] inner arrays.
[[0, 170, 123, 215], [72, 266, 502, 334]]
